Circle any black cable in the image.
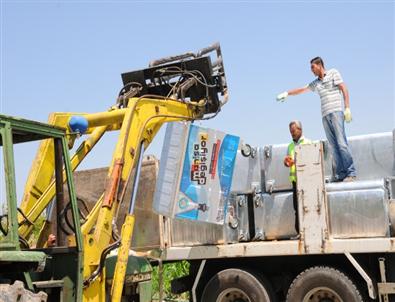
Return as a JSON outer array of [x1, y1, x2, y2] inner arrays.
[[112, 222, 121, 241], [74, 199, 88, 221], [83, 239, 121, 287], [78, 198, 90, 214], [19, 236, 30, 249], [59, 205, 73, 236], [63, 203, 75, 232], [165, 68, 213, 102], [117, 82, 143, 98], [153, 66, 213, 102], [117, 82, 143, 108], [59, 198, 90, 235]]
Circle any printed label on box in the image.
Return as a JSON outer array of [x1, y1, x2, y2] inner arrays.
[[174, 124, 240, 224]]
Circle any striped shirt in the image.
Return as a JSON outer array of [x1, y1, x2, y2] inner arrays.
[[308, 68, 344, 117]]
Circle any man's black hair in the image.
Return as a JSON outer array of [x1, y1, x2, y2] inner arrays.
[[289, 120, 302, 130], [310, 57, 325, 68]]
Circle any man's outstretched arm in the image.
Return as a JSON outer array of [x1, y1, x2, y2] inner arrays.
[[288, 86, 310, 96], [277, 86, 310, 101]]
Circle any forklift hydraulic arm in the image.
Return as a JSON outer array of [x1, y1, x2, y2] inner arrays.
[[15, 43, 228, 302]]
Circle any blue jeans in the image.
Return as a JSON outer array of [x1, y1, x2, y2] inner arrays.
[[322, 111, 356, 180]]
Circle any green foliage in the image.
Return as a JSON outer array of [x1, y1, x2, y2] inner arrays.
[[152, 260, 190, 301]]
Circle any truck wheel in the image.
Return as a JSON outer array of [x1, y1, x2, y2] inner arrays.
[[201, 268, 274, 302], [286, 266, 363, 302]]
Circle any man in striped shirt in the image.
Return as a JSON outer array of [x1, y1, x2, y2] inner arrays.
[[276, 57, 356, 182]]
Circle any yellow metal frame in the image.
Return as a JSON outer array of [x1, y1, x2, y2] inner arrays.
[[18, 97, 204, 301]]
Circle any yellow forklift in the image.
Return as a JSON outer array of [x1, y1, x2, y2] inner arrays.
[[0, 43, 227, 301]]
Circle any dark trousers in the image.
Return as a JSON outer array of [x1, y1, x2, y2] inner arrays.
[[292, 181, 299, 233]]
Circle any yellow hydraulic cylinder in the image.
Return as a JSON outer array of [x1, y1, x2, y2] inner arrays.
[[110, 214, 135, 301], [84, 108, 127, 128]]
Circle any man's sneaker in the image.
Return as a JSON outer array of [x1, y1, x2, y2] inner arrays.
[[343, 176, 356, 182]]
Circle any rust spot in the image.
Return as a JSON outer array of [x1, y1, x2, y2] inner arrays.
[[297, 232, 305, 254], [102, 159, 123, 208], [130, 147, 135, 158], [390, 238, 395, 250], [298, 239, 304, 254]]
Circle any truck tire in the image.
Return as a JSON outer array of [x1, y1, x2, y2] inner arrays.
[[286, 266, 363, 302], [201, 268, 274, 302]]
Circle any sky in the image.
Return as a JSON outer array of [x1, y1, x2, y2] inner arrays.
[[0, 0, 394, 201]]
